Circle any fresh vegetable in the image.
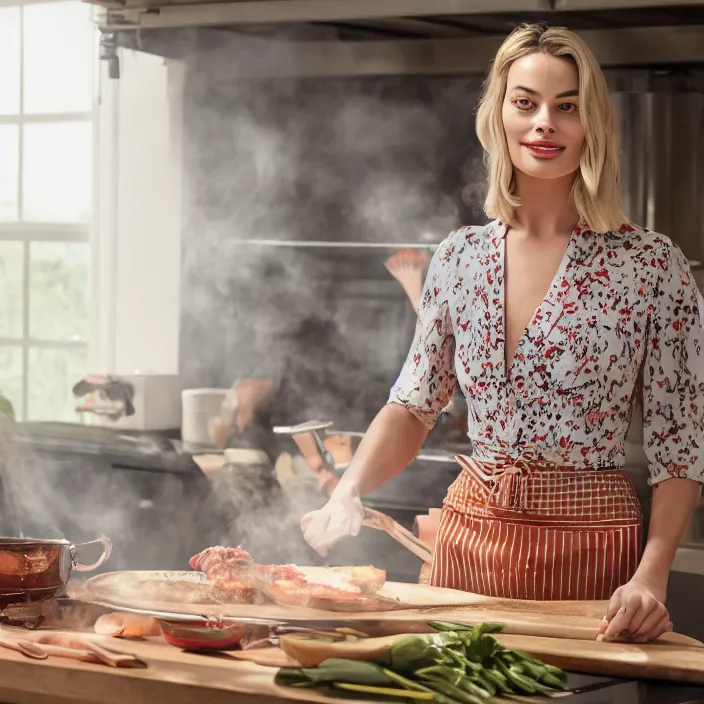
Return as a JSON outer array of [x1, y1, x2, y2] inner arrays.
[[276, 622, 568, 702]]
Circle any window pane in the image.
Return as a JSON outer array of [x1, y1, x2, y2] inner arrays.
[[0, 125, 19, 222], [27, 346, 86, 421], [0, 7, 20, 116], [0, 345, 23, 420], [0, 242, 23, 339], [23, 122, 92, 223], [30, 242, 89, 342], [23, 2, 95, 115]]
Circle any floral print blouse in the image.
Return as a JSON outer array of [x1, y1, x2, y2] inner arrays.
[[389, 220, 704, 485]]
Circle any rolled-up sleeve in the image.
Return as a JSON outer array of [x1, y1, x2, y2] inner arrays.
[[642, 240, 704, 485], [388, 236, 457, 429]]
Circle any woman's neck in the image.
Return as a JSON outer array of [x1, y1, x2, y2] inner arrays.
[[510, 169, 579, 237]]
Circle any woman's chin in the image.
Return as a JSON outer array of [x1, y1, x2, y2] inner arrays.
[[514, 161, 579, 181]]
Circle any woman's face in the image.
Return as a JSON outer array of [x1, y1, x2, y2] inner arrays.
[[501, 52, 584, 181]]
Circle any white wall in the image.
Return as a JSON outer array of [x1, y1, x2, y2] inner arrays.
[[93, 49, 184, 375]]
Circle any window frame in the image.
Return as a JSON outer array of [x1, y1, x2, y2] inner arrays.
[[0, 0, 97, 421]]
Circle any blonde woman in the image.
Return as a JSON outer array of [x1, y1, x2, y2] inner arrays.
[[301, 23, 704, 643]]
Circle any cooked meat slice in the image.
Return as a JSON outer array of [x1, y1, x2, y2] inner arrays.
[[329, 566, 386, 595], [209, 580, 264, 605], [189, 546, 253, 581], [256, 564, 306, 584], [266, 579, 361, 605]]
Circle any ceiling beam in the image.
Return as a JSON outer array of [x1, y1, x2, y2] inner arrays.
[[555, 0, 704, 9], [99, 0, 704, 30], [166, 24, 704, 79], [101, 0, 551, 30]]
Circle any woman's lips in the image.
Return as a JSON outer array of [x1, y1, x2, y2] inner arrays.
[[521, 141, 566, 159]]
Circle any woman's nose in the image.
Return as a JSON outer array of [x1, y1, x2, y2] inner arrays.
[[533, 105, 556, 134]]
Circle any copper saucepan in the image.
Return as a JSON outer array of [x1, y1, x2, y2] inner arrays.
[[0, 536, 112, 609]]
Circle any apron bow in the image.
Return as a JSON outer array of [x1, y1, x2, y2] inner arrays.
[[457, 450, 542, 511]]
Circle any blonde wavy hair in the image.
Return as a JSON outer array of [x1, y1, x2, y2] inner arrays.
[[475, 23, 628, 233]]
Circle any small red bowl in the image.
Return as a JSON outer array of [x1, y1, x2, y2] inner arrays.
[[159, 621, 246, 650]]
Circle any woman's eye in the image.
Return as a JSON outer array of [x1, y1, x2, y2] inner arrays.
[[513, 98, 534, 110], [558, 102, 578, 113]]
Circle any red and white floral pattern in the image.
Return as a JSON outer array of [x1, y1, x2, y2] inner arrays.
[[390, 220, 704, 485]]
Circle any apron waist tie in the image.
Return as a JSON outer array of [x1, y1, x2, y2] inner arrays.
[[457, 452, 557, 512]]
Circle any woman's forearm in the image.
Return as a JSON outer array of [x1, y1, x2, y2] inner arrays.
[[634, 477, 701, 595], [337, 403, 429, 497]]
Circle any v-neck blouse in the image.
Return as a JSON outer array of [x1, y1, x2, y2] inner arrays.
[[389, 219, 704, 485]]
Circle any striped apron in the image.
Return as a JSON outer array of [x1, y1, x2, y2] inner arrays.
[[429, 453, 643, 600]]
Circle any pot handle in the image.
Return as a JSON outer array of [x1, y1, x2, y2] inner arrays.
[[71, 536, 113, 572]]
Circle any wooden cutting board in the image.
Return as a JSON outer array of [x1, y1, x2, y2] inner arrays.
[[496, 633, 704, 686], [86, 570, 608, 618], [85, 571, 700, 645], [85, 571, 489, 615], [279, 631, 704, 686]]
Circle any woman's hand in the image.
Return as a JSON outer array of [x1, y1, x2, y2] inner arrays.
[[300, 483, 364, 557], [598, 577, 671, 643]]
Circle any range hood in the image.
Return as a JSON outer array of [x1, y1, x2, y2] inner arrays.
[[95, 0, 704, 30], [94, 0, 704, 78]]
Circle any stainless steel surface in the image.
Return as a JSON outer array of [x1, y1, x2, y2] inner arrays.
[[557, 0, 704, 8], [673, 545, 704, 575], [273, 420, 336, 473], [100, 0, 551, 26], [105, 23, 704, 77], [617, 89, 704, 265], [273, 420, 334, 434], [235, 239, 437, 250], [91, 601, 288, 626], [682, 500, 704, 547], [98, 0, 704, 29]]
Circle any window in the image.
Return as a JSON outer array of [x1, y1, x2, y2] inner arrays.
[[0, 0, 95, 422]]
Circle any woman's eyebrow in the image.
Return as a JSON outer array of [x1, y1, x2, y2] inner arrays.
[[510, 85, 538, 95], [508, 86, 579, 99]]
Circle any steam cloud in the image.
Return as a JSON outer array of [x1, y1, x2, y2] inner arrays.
[[167, 28, 489, 569], [0, 28, 490, 576]]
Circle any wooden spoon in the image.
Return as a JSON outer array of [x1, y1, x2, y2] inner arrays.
[[362, 508, 433, 564]]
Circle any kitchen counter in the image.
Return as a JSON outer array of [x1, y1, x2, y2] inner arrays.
[[0, 633, 702, 704]]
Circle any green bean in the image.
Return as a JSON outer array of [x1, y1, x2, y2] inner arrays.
[[540, 672, 568, 690], [333, 683, 435, 700], [472, 670, 497, 697], [544, 663, 568, 681], [429, 622, 474, 632], [458, 677, 492, 699], [482, 668, 512, 695], [510, 648, 543, 664], [475, 623, 505, 635], [418, 676, 487, 704], [276, 620, 569, 702], [516, 659, 547, 680], [382, 668, 438, 694], [498, 650, 518, 664], [414, 666, 463, 684], [497, 661, 537, 695]]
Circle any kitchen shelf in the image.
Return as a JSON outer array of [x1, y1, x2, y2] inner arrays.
[[233, 238, 439, 250]]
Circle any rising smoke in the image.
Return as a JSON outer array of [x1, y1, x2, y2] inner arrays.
[[167, 28, 489, 569], [0, 27, 490, 576], [174, 28, 487, 425]]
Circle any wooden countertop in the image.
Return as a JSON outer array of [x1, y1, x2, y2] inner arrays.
[[3, 632, 704, 704], [0, 635, 334, 704]]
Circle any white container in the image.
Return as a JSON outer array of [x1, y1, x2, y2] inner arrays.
[[85, 374, 182, 431], [181, 388, 230, 445]]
